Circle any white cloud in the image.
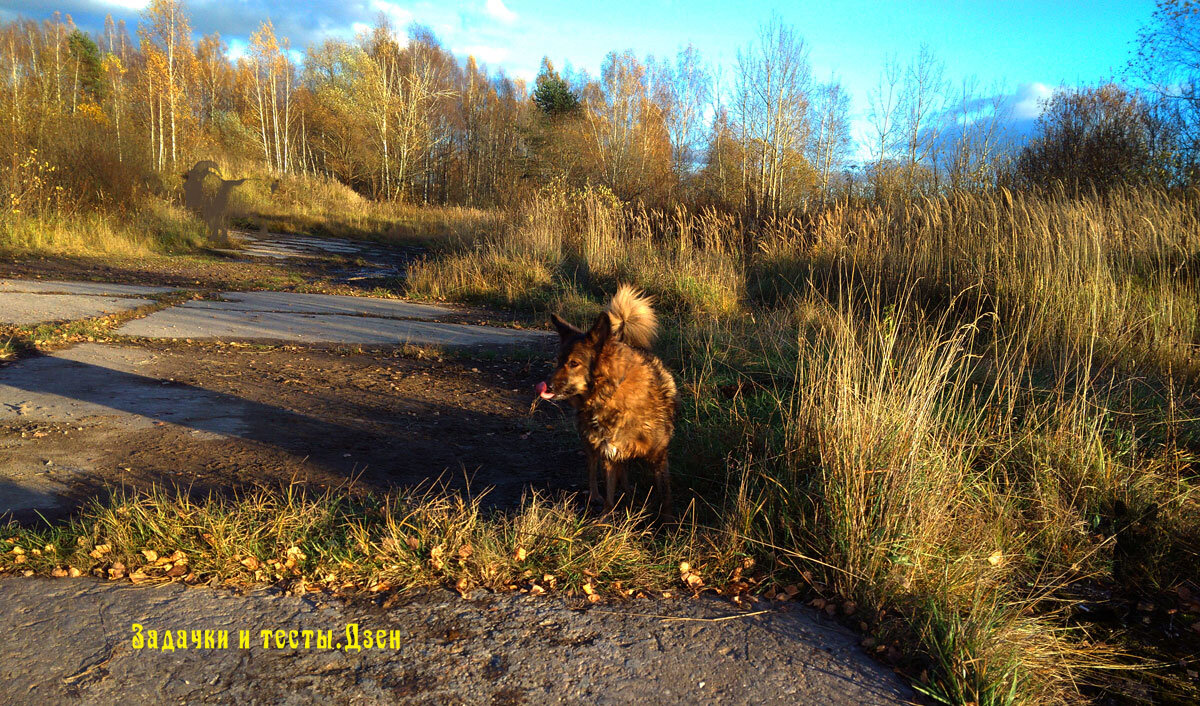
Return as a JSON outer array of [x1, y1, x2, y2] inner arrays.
[[484, 0, 517, 24], [99, 0, 149, 10], [1012, 82, 1054, 120], [460, 44, 509, 64], [226, 38, 247, 62], [510, 67, 536, 86], [369, 0, 414, 29]]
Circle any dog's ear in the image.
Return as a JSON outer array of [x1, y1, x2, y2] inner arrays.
[[550, 313, 581, 339], [586, 311, 615, 346]]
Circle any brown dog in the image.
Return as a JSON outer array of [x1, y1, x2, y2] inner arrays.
[[536, 285, 678, 519]]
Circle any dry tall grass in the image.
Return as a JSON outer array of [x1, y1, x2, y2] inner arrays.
[[406, 184, 744, 318], [0, 197, 208, 257], [227, 171, 502, 248], [752, 187, 1200, 376], [408, 185, 1200, 703]]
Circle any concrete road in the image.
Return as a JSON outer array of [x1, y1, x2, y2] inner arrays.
[[119, 292, 547, 346], [0, 279, 172, 325], [1, 278, 546, 348], [0, 577, 911, 705]]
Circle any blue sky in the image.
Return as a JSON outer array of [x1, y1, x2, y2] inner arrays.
[[2, 0, 1160, 159]]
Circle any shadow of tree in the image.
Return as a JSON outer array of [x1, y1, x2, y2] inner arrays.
[[0, 353, 580, 526]]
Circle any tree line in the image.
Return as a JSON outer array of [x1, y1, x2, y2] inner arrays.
[[2, 0, 1197, 218]]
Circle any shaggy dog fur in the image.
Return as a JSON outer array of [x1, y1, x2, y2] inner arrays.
[[537, 285, 678, 519]]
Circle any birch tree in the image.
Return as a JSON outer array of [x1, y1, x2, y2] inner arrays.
[[734, 18, 813, 215], [141, 0, 191, 169]]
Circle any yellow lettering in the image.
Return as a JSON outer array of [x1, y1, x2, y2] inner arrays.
[[302, 630, 313, 649], [131, 623, 144, 650], [161, 631, 175, 652], [238, 630, 251, 649], [317, 630, 333, 650], [344, 624, 361, 652], [389, 630, 403, 649], [217, 631, 229, 649]]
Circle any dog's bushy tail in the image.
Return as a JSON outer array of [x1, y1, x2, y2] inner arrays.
[[608, 284, 657, 349]]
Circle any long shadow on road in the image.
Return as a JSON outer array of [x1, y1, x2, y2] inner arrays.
[[0, 345, 578, 523]]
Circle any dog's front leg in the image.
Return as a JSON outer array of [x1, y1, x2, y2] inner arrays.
[[586, 452, 602, 507], [601, 457, 622, 512]]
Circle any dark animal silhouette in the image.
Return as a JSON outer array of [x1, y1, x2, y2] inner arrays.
[[181, 161, 247, 245]]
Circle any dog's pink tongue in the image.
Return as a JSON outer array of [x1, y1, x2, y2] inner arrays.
[[535, 381, 554, 400]]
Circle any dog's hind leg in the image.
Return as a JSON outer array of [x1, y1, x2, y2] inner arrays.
[[586, 452, 602, 508], [650, 451, 674, 521]]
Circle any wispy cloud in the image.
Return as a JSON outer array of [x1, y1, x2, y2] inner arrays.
[[1011, 82, 1054, 121], [3, 0, 550, 83], [460, 44, 509, 65], [484, 0, 516, 25], [98, 0, 148, 10], [369, 0, 414, 31]]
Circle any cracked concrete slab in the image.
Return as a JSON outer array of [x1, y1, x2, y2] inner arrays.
[[0, 344, 250, 435], [119, 297, 549, 347], [0, 293, 156, 325], [181, 291, 455, 318], [0, 578, 911, 705], [0, 278, 175, 297], [214, 231, 416, 281]]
